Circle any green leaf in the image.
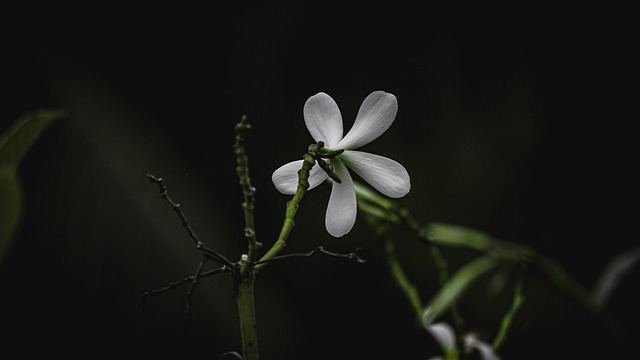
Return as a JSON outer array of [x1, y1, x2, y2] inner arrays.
[[0, 164, 22, 263], [0, 109, 63, 264], [424, 222, 497, 251], [354, 181, 396, 211], [0, 108, 64, 164], [422, 255, 499, 326]]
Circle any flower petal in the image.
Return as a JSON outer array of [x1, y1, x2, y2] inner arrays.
[[304, 92, 343, 148], [427, 322, 457, 351], [336, 91, 397, 149], [325, 160, 357, 237], [340, 150, 410, 198], [465, 334, 501, 360], [272, 160, 328, 195]]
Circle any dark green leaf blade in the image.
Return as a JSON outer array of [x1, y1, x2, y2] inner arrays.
[[0, 108, 63, 263], [0, 164, 22, 262], [425, 222, 496, 251], [0, 108, 64, 164], [422, 255, 499, 326]]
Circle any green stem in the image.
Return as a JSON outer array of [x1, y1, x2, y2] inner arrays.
[[255, 144, 318, 270], [233, 140, 326, 359], [384, 237, 423, 317], [533, 256, 596, 312], [427, 244, 466, 339], [492, 274, 525, 350], [355, 184, 469, 339], [234, 115, 261, 276], [355, 185, 468, 338], [354, 181, 616, 353], [233, 115, 261, 360], [235, 274, 259, 360]]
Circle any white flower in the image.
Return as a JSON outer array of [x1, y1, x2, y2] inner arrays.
[[426, 322, 501, 360], [272, 91, 410, 237]]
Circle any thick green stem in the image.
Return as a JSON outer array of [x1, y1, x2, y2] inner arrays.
[[235, 274, 259, 360], [233, 115, 261, 360]]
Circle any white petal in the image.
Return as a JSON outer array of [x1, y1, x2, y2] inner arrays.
[[304, 92, 343, 148], [336, 91, 397, 149], [592, 245, 640, 307], [464, 335, 501, 360], [340, 150, 410, 198], [427, 322, 457, 351], [325, 160, 357, 237], [272, 160, 328, 195]]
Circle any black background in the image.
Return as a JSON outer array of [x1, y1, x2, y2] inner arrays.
[[1, 3, 637, 359]]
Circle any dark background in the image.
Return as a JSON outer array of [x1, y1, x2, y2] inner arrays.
[[1, 3, 636, 359]]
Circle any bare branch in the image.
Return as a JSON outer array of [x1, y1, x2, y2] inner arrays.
[[147, 174, 234, 267], [137, 265, 230, 309], [253, 246, 365, 265]]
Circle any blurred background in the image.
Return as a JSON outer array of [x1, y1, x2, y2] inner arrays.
[[1, 3, 636, 359]]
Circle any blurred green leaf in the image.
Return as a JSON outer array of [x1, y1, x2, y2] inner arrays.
[[0, 108, 64, 164], [422, 255, 499, 326], [486, 268, 511, 298], [0, 109, 63, 263], [425, 222, 496, 251], [0, 164, 22, 262]]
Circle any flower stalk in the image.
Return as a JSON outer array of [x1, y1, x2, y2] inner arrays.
[[255, 142, 323, 270]]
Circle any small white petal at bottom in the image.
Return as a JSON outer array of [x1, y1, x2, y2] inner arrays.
[[426, 322, 457, 352], [465, 334, 501, 360], [325, 160, 357, 237]]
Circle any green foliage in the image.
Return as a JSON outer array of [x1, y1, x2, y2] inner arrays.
[[422, 255, 499, 326], [425, 222, 496, 252], [0, 163, 22, 263], [0, 109, 63, 263]]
